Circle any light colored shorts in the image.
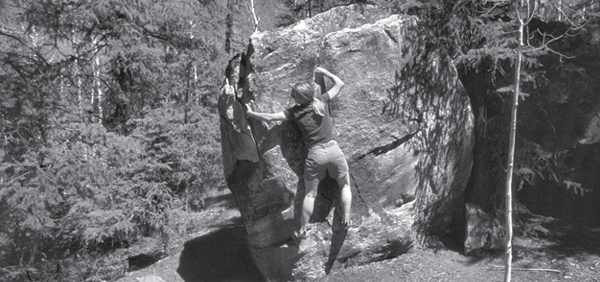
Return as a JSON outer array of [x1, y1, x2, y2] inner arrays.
[[304, 140, 349, 181]]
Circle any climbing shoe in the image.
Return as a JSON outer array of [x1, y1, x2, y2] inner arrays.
[[341, 218, 353, 230]]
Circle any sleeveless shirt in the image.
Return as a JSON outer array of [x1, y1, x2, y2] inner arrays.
[[284, 93, 336, 147]]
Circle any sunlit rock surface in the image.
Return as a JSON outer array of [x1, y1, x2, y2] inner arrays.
[[218, 4, 474, 281]]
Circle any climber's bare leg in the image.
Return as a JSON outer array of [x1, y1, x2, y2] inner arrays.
[[337, 172, 352, 227], [299, 177, 319, 234]]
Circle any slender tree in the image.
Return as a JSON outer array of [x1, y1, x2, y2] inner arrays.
[[250, 0, 259, 31], [503, 1, 525, 279], [502, 1, 594, 279]]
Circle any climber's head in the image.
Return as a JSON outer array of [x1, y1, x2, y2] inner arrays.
[[291, 82, 315, 105]]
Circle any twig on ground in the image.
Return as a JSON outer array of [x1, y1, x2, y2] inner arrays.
[[491, 264, 563, 274]]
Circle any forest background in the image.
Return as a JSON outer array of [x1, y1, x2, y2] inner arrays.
[[1, 0, 599, 281]]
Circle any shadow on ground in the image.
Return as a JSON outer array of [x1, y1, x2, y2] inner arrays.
[[177, 222, 264, 282], [538, 219, 600, 256], [463, 218, 600, 266]]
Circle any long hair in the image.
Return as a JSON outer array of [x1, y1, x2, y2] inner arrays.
[[291, 82, 325, 116]]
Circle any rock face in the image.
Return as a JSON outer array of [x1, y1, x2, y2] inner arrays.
[[218, 5, 474, 281], [464, 203, 503, 255]]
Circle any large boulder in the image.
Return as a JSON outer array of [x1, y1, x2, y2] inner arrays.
[[218, 4, 474, 281]]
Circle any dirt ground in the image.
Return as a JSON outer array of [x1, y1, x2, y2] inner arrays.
[[323, 238, 600, 282], [117, 193, 600, 282]]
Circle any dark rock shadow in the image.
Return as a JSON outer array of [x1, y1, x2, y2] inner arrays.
[[325, 207, 348, 274], [177, 224, 264, 282], [388, 21, 473, 248]]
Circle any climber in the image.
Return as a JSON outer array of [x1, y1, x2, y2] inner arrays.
[[245, 67, 352, 241]]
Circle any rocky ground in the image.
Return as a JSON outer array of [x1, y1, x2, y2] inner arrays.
[[116, 192, 600, 282]]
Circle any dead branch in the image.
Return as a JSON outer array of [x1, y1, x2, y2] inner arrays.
[[492, 264, 563, 274], [249, 0, 259, 32]]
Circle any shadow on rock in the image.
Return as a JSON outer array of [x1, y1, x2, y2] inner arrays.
[[177, 225, 264, 282]]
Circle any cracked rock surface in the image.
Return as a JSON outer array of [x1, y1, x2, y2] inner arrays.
[[218, 4, 474, 281]]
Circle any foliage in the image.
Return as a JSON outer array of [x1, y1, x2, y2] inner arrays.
[[0, 1, 226, 279], [0, 251, 127, 282], [420, 0, 600, 200], [130, 102, 222, 211]]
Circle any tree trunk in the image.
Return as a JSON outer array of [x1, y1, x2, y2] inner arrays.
[[250, 0, 258, 32], [504, 2, 525, 281], [93, 37, 103, 124], [73, 29, 83, 121]]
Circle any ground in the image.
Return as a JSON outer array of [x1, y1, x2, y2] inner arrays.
[[116, 191, 600, 282]]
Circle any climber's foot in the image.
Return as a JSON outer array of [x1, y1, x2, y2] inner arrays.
[[292, 229, 307, 245], [341, 217, 353, 230]]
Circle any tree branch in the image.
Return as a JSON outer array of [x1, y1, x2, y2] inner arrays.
[[492, 264, 563, 274], [249, 0, 259, 32]]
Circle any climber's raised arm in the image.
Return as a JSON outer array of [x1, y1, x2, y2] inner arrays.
[[315, 67, 344, 99], [245, 104, 288, 122]]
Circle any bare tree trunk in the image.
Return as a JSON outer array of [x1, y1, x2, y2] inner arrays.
[[250, 0, 259, 32], [185, 67, 189, 124], [192, 57, 198, 104], [186, 22, 196, 124], [504, 2, 525, 281], [93, 37, 103, 124], [72, 30, 92, 161], [72, 29, 83, 121]]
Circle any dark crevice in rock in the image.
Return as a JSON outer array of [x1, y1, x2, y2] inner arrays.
[[355, 130, 420, 161], [127, 252, 167, 272], [350, 173, 369, 209], [219, 114, 261, 162], [384, 28, 398, 43], [370, 238, 414, 262], [219, 114, 240, 133]]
